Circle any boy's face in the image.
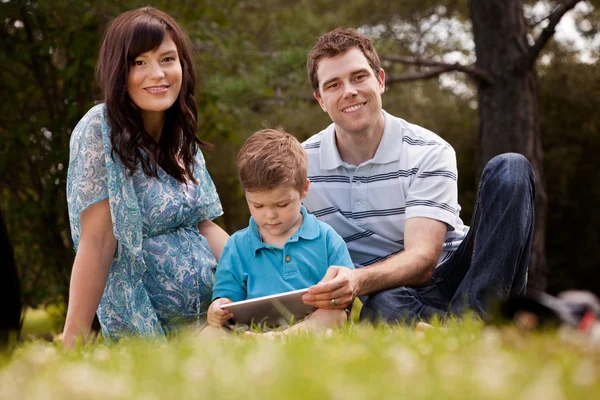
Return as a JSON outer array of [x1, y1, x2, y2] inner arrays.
[[245, 180, 310, 243]]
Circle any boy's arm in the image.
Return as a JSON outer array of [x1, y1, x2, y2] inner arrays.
[[212, 237, 248, 303]]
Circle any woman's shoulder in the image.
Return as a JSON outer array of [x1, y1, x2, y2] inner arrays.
[[69, 103, 108, 158], [72, 103, 106, 141]]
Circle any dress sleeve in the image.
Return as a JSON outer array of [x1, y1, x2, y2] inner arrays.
[[66, 105, 109, 252], [194, 149, 224, 221], [211, 237, 247, 302]]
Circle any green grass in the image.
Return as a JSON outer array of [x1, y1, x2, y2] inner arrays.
[[20, 308, 64, 340], [2, 318, 599, 400]]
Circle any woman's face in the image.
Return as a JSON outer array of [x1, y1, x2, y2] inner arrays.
[[127, 33, 183, 121]]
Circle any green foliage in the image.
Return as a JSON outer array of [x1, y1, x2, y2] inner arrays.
[[537, 43, 600, 295], [2, 322, 600, 399]]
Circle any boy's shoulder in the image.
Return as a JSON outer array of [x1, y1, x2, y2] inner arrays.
[[226, 226, 254, 248]]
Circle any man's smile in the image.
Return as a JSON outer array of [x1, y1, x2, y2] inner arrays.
[[342, 102, 366, 113]]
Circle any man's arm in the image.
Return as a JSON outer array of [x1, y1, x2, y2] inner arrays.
[[303, 217, 447, 308]]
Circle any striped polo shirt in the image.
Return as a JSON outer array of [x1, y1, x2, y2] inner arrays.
[[302, 110, 469, 268]]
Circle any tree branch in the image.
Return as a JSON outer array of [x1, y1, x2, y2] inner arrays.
[[383, 55, 494, 85], [386, 67, 451, 84], [527, 0, 582, 67]]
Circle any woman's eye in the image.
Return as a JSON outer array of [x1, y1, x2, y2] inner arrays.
[[162, 57, 175, 62], [132, 60, 144, 66]]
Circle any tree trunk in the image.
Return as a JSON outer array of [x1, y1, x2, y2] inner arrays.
[[469, 0, 548, 291]]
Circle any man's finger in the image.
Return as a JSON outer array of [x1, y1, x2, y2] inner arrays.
[[319, 266, 341, 283], [308, 276, 347, 294]]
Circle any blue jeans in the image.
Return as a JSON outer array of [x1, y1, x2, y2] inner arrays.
[[360, 153, 535, 324]]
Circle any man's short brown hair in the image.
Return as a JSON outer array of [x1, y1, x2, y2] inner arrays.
[[237, 128, 307, 193], [307, 27, 382, 93]]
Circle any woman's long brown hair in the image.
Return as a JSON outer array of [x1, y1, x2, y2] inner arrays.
[[96, 6, 211, 183]]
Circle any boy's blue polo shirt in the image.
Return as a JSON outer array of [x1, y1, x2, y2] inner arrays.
[[212, 205, 354, 302]]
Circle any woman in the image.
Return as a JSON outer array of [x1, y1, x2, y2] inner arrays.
[[63, 7, 229, 347]]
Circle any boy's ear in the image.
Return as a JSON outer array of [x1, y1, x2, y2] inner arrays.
[[301, 178, 310, 199]]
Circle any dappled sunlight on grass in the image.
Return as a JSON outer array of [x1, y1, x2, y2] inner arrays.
[[1, 318, 599, 399]]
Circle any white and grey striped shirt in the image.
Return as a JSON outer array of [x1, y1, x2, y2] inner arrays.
[[302, 110, 469, 268]]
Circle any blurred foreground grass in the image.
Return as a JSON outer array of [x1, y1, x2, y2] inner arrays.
[[2, 317, 599, 400]]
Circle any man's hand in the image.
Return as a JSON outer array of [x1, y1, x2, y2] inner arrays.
[[207, 298, 233, 327], [302, 266, 359, 309]]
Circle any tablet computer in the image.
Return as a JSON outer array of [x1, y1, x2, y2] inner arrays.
[[219, 288, 316, 327]]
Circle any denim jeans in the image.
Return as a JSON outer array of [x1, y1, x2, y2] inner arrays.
[[360, 153, 536, 324]]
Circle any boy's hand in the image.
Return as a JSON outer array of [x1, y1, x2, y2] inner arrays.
[[207, 298, 234, 327]]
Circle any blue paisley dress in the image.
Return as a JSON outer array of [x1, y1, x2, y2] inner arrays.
[[66, 104, 223, 341]]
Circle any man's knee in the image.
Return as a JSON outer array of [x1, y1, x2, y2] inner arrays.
[[482, 153, 535, 199], [360, 287, 421, 325]]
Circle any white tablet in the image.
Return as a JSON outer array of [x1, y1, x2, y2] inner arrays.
[[219, 288, 316, 327]]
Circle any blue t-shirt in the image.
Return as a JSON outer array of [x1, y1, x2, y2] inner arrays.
[[212, 206, 354, 302]]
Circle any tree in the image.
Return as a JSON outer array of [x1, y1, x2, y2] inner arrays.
[[468, 0, 585, 291]]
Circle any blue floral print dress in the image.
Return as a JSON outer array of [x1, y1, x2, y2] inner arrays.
[[66, 104, 223, 341]]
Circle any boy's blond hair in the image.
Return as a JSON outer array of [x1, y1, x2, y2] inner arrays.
[[237, 128, 307, 193]]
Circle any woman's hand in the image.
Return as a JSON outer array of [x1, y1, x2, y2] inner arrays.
[[207, 298, 234, 327]]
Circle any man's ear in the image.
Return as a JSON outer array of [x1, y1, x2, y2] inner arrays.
[[377, 68, 386, 94], [313, 91, 327, 112]]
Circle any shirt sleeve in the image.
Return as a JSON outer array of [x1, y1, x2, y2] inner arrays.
[[405, 144, 459, 231], [194, 149, 223, 221], [211, 236, 247, 302], [66, 106, 109, 252]]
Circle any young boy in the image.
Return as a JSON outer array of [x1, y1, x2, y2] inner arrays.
[[205, 128, 354, 336]]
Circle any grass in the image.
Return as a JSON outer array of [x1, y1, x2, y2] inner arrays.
[[2, 316, 599, 400]]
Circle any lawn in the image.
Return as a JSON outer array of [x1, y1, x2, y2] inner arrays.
[[1, 317, 599, 400]]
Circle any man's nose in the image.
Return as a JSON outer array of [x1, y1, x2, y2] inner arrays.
[[343, 82, 358, 98]]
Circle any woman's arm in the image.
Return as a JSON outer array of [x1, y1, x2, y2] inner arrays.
[[197, 219, 229, 262], [62, 198, 116, 349]]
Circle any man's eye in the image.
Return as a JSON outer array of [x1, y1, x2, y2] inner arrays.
[[278, 203, 289, 208], [253, 205, 263, 209]]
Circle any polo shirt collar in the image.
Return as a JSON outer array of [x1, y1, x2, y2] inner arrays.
[[319, 110, 403, 170], [248, 205, 319, 253]]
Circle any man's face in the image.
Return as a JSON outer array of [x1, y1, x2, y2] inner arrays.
[[313, 48, 385, 137]]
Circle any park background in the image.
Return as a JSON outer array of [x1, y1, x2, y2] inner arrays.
[[1, 0, 599, 326]]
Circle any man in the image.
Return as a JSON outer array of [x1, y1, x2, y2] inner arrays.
[[300, 28, 535, 323]]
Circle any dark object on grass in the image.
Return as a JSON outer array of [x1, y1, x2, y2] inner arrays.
[[501, 290, 600, 330], [0, 209, 22, 345]]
